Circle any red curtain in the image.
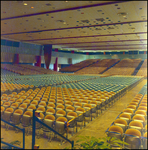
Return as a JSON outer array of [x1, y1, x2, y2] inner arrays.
[[54, 57, 58, 71], [44, 45, 52, 69], [35, 56, 41, 67], [13, 53, 19, 64]]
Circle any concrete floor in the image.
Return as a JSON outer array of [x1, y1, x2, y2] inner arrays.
[[1, 78, 147, 149]]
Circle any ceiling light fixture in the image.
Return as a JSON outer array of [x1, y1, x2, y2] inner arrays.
[[24, 3, 27, 6], [31, 6, 34, 9], [117, 12, 128, 17]]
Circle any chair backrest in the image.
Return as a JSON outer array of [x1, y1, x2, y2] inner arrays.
[[83, 104, 92, 108], [46, 108, 55, 114], [14, 109, 23, 115], [123, 109, 133, 114], [1, 106, 5, 112], [57, 100, 64, 105], [49, 99, 55, 103], [41, 98, 48, 102], [133, 115, 145, 122], [138, 106, 147, 111], [19, 104, 27, 109], [76, 107, 85, 112], [135, 110, 146, 116], [67, 112, 77, 117], [108, 125, 123, 134], [129, 102, 138, 106], [74, 102, 82, 107], [66, 106, 75, 111], [114, 119, 127, 126], [23, 100, 30, 104], [16, 99, 23, 103], [31, 101, 38, 106], [37, 107, 45, 112], [44, 114, 55, 121], [39, 102, 46, 106], [56, 117, 67, 122], [24, 111, 33, 117], [4, 102, 10, 106], [47, 103, 55, 108], [119, 113, 131, 120], [11, 103, 18, 107], [56, 104, 64, 109], [28, 105, 36, 110], [125, 128, 141, 137], [127, 105, 136, 110], [65, 101, 73, 106], [56, 110, 66, 116], [5, 107, 14, 113], [129, 121, 143, 128]]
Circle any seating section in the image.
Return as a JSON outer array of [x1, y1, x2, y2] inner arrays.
[[75, 59, 120, 74], [136, 59, 147, 77], [103, 59, 142, 75], [106, 84, 147, 149], [1, 64, 61, 75], [1, 69, 20, 76], [59, 59, 99, 72]]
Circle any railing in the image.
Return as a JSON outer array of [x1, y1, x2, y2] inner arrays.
[[1, 119, 25, 149], [32, 109, 74, 149]]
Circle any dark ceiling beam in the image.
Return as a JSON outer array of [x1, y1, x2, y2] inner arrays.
[[1, 1, 130, 20], [62, 44, 147, 48], [81, 47, 146, 50], [23, 32, 147, 41], [39, 39, 147, 45], [2, 20, 147, 36]]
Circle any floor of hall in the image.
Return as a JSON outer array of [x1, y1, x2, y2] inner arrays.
[[1, 78, 147, 149]]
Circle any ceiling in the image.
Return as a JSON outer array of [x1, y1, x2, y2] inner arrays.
[[1, 1, 147, 52]]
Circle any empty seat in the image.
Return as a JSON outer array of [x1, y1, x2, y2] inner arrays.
[[133, 115, 145, 126], [27, 105, 36, 111], [119, 113, 131, 124], [9, 98, 16, 103], [11, 109, 23, 127], [56, 104, 65, 111], [114, 119, 127, 132], [36, 107, 45, 113], [65, 106, 75, 114], [129, 121, 143, 132], [38, 102, 46, 107], [124, 129, 141, 149], [56, 110, 66, 119], [74, 102, 82, 110], [22, 111, 33, 135], [55, 117, 67, 136], [135, 110, 146, 119], [126, 105, 136, 112], [47, 103, 55, 109], [76, 108, 85, 129], [138, 106, 147, 112], [65, 101, 73, 107], [67, 112, 77, 135], [48, 99, 55, 104], [10, 103, 18, 111], [23, 100, 30, 107], [19, 104, 27, 112], [3, 102, 11, 109], [46, 108, 55, 115], [57, 100, 64, 105], [43, 115, 55, 141], [107, 125, 123, 140], [41, 98, 48, 103], [16, 99, 23, 105], [30, 101, 38, 107], [123, 109, 133, 117]]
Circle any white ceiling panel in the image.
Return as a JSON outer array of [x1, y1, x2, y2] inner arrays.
[[1, 1, 147, 52]]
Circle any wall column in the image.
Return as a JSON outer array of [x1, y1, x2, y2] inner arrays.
[[35, 56, 41, 67], [13, 53, 19, 64], [54, 57, 58, 71], [43, 45, 52, 69]]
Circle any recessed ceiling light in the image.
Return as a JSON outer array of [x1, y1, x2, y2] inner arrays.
[[31, 7, 34, 9], [24, 3, 27, 6]]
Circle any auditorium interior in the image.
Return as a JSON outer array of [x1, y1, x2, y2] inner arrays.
[[1, 1, 147, 149]]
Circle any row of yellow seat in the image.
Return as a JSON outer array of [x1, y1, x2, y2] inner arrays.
[[106, 93, 147, 149], [1, 86, 118, 140]]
